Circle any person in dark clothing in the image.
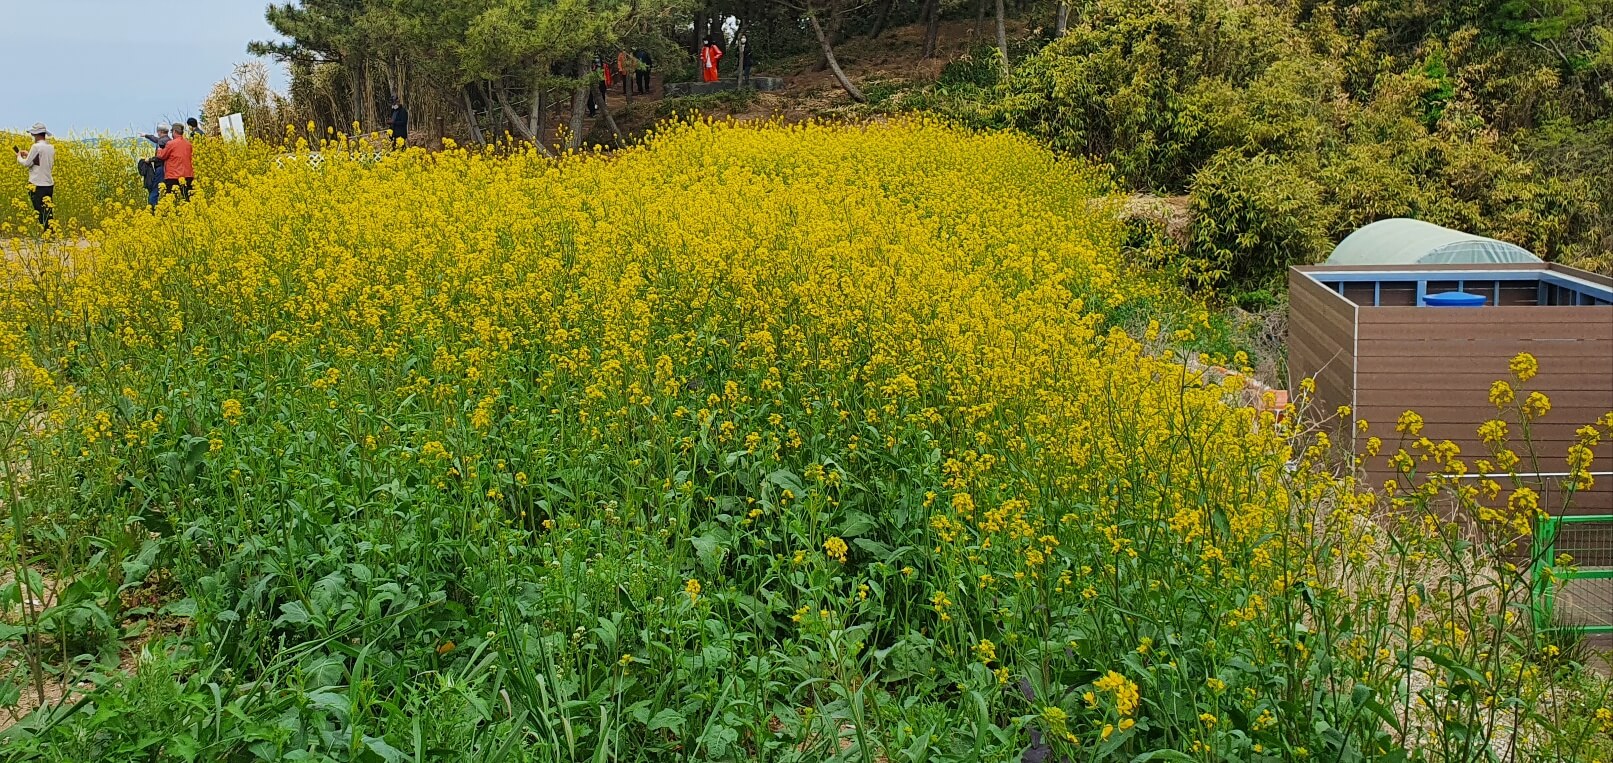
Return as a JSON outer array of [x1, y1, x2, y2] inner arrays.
[[389, 99, 409, 143], [634, 48, 653, 95], [186, 117, 201, 137], [139, 124, 171, 209], [741, 38, 756, 84], [587, 55, 608, 117]]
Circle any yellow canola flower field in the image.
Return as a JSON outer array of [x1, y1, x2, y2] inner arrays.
[[0, 130, 145, 233], [0, 129, 273, 234], [2, 120, 1610, 761]]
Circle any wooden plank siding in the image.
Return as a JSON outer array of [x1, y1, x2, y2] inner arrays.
[[1352, 302, 1613, 516], [1287, 268, 1357, 418], [1289, 264, 1613, 517]]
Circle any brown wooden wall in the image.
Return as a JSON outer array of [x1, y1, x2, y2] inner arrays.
[[1287, 268, 1356, 417], [1290, 264, 1613, 516], [1351, 304, 1613, 514]]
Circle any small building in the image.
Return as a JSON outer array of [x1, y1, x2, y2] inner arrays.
[[1288, 246, 1613, 514]]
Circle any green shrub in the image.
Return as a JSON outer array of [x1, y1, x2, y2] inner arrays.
[[937, 42, 1002, 91], [916, 0, 1613, 287], [1187, 152, 1332, 291], [652, 87, 761, 120]]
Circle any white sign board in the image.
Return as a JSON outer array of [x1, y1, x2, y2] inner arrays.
[[220, 113, 246, 142]]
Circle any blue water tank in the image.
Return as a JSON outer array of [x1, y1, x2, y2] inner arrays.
[[1424, 291, 1488, 307]]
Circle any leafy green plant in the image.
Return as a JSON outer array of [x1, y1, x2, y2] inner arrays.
[[937, 43, 1002, 91], [652, 88, 762, 120], [1186, 152, 1332, 292]]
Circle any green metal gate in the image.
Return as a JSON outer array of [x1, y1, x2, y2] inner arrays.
[[1532, 515, 1613, 634]]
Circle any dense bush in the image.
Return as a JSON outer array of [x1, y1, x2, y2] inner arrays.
[[1186, 152, 1331, 290], [930, 0, 1613, 292]]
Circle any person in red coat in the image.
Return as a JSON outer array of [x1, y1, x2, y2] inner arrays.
[[700, 40, 723, 83], [154, 123, 194, 201]]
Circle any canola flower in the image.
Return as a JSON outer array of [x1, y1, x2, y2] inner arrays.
[[2, 120, 1611, 761], [1093, 670, 1141, 717]]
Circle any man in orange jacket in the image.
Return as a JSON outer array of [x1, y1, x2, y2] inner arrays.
[[700, 39, 723, 83], [154, 122, 194, 201]]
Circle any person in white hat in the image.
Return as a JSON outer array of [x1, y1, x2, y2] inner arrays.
[[14, 123, 55, 230]]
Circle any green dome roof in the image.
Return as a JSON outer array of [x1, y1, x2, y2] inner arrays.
[[1326, 218, 1541, 266]]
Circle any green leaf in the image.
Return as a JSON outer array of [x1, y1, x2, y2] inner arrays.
[[646, 708, 684, 732], [276, 601, 311, 626], [1352, 684, 1403, 733], [160, 598, 197, 617], [1418, 650, 1486, 686], [690, 533, 727, 572], [852, 538, 893, 558], [1092, 725, 1135, 757], [308, 690, 349, 716], [839, 512, 876, 538], [1132, 751, 1196, 762], [904, 724, 934, 763], [766, 468, 805, 495], [699, 724, 738, 757], [118, 539, 162, 591], [363, 734, 409, 763]]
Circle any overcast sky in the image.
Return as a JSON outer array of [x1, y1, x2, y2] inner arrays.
[[0, 0, 288, 136]]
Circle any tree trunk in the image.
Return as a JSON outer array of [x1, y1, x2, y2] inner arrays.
[[484, 82, 504, 140], [601, 102, 625, 145], [497, 85, 534, 141], [462, 85, 486, 145], [500, 85, 557, 157], [396, 58, 407, 108], [974, 0, 986, 38], [347, 62, 364, 130], [922, 0, 943, 57], [731, 20, 747, 86], [806, 8, 866, 102], [324, 89, 343, 132], [817, 0, 843, 71], [994, 0, 1009, 68], [870, 0, 898, 39], [1055, 1, 1068, 36], [529, 75, 545, 138], [363, 59, 379, 130], [693, 7, 709, 56], [381, 58, 398, 106], [568, 55, 590, 151]]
